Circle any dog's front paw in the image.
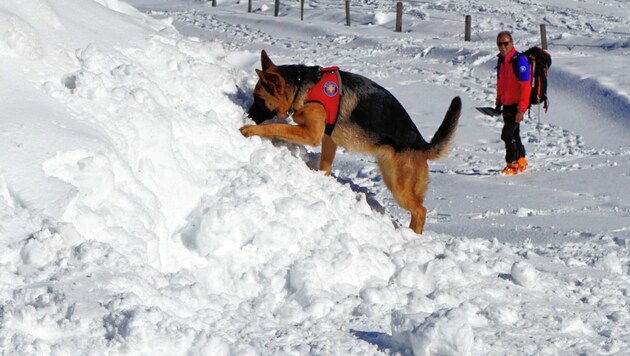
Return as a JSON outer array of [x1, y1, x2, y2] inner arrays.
[[239, 125, 258, 138]]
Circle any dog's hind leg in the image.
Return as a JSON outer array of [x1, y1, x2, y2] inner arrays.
[[377, 150, 430, 234], [409, 205, 428, 234], [319, 134, 338, 175]]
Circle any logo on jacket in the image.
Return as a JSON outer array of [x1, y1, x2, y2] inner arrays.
[[323, 81, 339, 97], [520, 65, 527, 73]]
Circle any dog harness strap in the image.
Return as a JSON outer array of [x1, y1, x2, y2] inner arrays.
[[305, 66, 342, 136]]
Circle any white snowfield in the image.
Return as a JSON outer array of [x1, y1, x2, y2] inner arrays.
[[1, 0, 629, 355]]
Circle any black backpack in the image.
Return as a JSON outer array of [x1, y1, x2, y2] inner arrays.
[[514, 47, 552, 111]]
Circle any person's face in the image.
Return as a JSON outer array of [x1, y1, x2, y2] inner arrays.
[[497, 35, 513, 56]]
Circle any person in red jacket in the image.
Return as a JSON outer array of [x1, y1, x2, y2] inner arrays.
[[495, 31, 531, 175]]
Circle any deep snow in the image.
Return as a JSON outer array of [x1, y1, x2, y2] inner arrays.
[[1, 0, 630, 355]]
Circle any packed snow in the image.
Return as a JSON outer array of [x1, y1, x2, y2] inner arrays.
[[1, 0, 630, 354]]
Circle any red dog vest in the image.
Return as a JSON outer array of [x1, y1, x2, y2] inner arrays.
[[305, 67, 342, 136]]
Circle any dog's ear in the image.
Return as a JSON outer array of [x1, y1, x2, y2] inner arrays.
[[256, 68, 283, 92], [261, 50, 275, 71]]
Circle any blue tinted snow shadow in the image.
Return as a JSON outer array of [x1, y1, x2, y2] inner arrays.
[[551, 69, 630, 127], [351, 329, 410, 355]]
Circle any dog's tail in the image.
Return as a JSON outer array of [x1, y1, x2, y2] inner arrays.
[[426, 96, 461, 160]]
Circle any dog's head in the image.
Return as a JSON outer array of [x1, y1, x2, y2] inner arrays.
[[247, 50, 292, 124]]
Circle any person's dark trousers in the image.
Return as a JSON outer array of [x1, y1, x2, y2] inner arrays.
[[500, 105, 526, 163]]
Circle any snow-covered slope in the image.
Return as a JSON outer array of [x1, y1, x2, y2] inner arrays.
[[1, 0, 629, 354]]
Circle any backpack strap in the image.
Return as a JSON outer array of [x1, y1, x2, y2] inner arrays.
[[497, 51, 522, 77], [510, 51, 522, 77]]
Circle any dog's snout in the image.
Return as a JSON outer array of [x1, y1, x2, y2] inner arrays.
[[247, 95, 276, 124]]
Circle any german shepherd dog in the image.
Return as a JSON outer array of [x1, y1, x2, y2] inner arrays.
[[240, 50, 461, 234]]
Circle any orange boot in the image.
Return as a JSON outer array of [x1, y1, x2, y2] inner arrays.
[[501, 162, 519, 175], [517, 157, 528, 172]]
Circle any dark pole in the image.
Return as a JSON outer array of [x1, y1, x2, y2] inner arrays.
[[540, 24, 548, 49], [395, 2, 402, 32], [465, 15, 471, 41]]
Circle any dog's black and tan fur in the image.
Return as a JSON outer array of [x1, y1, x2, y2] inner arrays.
[[240, 50, 461, 234]]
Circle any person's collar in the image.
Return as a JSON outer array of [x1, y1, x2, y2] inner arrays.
[[507, 48, 517, 58], [499, 47, 517, 61]]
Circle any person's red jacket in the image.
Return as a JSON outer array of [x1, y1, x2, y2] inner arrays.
[[496, 48, 531, 113]]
